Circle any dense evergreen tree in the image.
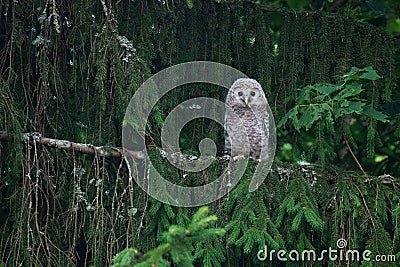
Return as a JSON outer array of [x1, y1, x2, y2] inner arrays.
[[0, 0, 399, 266]]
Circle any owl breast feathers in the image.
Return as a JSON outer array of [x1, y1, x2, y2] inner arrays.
[[224, 78, 270, 160]]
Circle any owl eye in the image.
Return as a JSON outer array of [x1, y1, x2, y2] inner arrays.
[[250, 91, 256, 97], [238, 91, 243, 96]]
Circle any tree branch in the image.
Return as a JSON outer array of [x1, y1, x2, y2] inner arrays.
[[0, 132, 144, 159], [343, 132, 368, 179]]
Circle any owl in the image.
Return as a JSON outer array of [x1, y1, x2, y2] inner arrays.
[[224, 78, 270, 161]]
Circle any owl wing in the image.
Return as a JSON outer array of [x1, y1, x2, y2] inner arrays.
[[259, 110, 270, 160], [224, 112, 232, 154], [263, 112, 270, 139]]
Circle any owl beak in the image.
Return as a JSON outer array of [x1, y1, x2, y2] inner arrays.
[[244, 96, 249, 105]]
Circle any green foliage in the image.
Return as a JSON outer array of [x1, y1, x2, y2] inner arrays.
[[222, 163, 400, 265], [278, 66, 387, 131], [111, 206, 225, 267], [285, 0, 308, 9], [225, 161, 285, 262], [273, 167, 324, 254], [277, 66, 393, 165], [112, 248, 142, 267], [194, 239, 226, 267], [186, 0, 194, 9], [0, 0, 399, 266]]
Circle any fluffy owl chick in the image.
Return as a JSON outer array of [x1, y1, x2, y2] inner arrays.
[[224, 78, 270, 161]]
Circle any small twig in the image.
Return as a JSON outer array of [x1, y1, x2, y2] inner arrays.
[[343, 133, 368, 179]]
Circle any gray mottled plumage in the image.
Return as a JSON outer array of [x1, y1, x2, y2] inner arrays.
[[224, 78, 270, 160]]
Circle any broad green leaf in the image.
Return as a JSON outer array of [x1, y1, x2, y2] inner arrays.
[[363, 104, 388, 122], [335, 101, 365, 117], [360, 66, 381, 81], [343, 66, 361, 79], [314, 93, 329, 102], [298, 105, 323, 131], [340, 100, 349, 107], [291, 108, 300, 131], [347, 101, 365, 113], [335, 83, 362, 100], [315, 83, 339, 95], [278, 107, 298, 129], [297, 86, 312, 103], [349, 83, 363, 95]]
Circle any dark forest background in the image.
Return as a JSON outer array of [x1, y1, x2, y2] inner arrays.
[[0, 0, 399, 266]]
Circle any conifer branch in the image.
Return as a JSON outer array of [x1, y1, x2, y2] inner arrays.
[[1, 132, 395, 185], [229, 0, 338, 18]]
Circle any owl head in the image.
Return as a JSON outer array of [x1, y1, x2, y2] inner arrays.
[[227, 78, 266, 107]]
